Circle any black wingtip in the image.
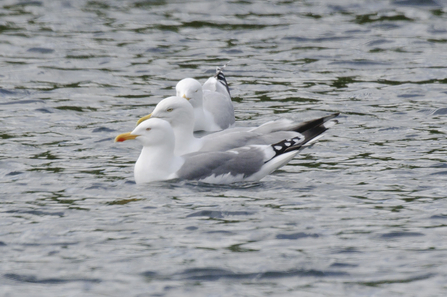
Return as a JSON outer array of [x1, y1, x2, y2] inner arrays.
[[278, 113, 339, 154], [263, 135, 304, 164], [290, 114, 339, 150], [292, 113, 340, 134], [214, 63, 231, 96]]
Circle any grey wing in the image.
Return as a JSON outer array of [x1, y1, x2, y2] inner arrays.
[[244, 131, 305, 146], [177, 148, 264, 181], [201, 130, 303, 152], [203, 91, 235, 129], [200, 131, 254, 152]]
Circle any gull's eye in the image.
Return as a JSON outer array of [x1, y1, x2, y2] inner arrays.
[[146, 128, 151, 131], [167, 108, 173, 112], [194, 89, 198, 93]]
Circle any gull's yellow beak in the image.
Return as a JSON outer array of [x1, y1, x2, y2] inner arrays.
[[136, 113, 152, 126], [115, 132, 138, 142], [181, 94, 190, 101]]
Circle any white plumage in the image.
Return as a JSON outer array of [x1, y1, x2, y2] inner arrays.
[[175, 67, 234, 132]]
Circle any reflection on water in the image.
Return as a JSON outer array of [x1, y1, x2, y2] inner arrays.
[[1, 0, 447, 296]]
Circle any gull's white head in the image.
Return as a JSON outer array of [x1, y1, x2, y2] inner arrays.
[[115, 118, 175, 148], [175, 78, 203, 108], [150, 96, 194, 129]]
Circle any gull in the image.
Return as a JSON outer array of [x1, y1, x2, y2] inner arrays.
[[138, 65, 234, 132], [135, 96, 338, 156], [115, 118, 335, 184]]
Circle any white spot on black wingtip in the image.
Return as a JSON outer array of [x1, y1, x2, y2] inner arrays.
[[265, 138, 303, 164], [271, 137, 303, 154], [288, 137, 302, 146]]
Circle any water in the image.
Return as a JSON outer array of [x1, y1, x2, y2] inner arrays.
[[1, 0, 447, 296]]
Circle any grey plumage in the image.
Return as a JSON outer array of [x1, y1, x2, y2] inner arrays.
[[203, 64, 234, 129], [203, 94, 235, 130], [177, 113, 339, 181], [177, 147, 265, 180]]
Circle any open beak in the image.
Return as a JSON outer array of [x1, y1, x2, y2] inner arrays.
[[181, 94, 190, 101], [115, 132, 138, 142], [136, 113, 152, 126]]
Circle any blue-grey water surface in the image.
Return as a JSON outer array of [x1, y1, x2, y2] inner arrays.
[[1, 0, 447, 296]]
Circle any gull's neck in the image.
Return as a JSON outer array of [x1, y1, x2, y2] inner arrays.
[[193, 106, 221, 132], [193, 107, 209, 131], [172, 120, 203, 155]]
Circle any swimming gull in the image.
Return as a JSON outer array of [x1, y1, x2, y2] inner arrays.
[[139, 65, 234, 132], [115, 118, 335, 184], [135, 96, 338, 156]]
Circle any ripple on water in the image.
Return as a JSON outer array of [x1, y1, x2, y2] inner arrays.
[[141, 267, 349, 282], [1, 0, 447, 296]]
